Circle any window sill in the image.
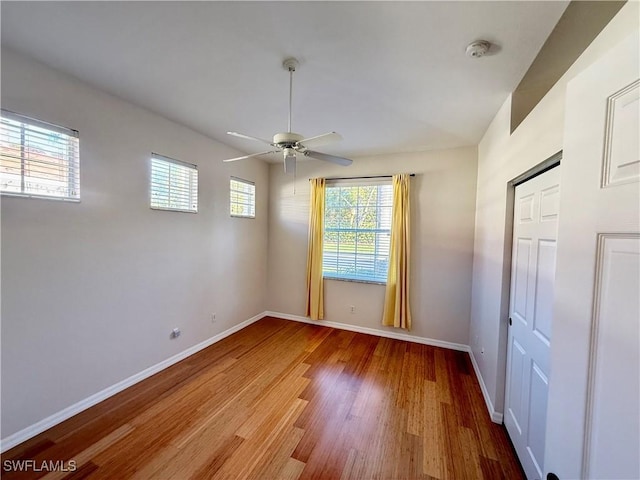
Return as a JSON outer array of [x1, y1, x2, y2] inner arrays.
[[150, 206, 198, 214], [323, 276, 386, 286], [1, 192, 80, 202]]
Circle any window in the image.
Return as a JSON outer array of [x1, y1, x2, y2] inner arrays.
[[323, 181, 393, 283], [150, 154, 198, 213], [230, 177, 255, 218], [0, 110, 79, 200]]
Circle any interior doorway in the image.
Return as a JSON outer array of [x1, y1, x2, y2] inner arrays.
[[502, 158, 560, 480]]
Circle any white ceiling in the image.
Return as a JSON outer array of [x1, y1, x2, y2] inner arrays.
[[1, 1, 568, 162]]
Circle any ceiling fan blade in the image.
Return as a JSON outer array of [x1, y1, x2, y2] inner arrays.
[[227, 131, 274, 146], [297, 132, 342, 149], [223, 151, 278, 162], [304, 150, 353, 166]]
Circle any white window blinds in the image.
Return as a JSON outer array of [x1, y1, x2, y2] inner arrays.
[[323, 180, 393, 283], [230, 177, 255, 218], [0, 110, 80, 200], [150, 154, 198, 213]]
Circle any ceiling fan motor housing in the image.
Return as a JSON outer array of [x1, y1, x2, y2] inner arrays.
[[273, 132, 304, 148]]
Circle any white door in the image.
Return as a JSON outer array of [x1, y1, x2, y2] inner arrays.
[[545, 31, 640, 480], [505, 167, 560, 480]]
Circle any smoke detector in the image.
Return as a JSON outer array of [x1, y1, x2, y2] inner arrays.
[[466, 40, 491, 58]]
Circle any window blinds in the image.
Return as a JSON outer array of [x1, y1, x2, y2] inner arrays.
[[0, 110, 80, 200], [230, 177, 255, 218], [323, 181, 393, 283], [150, 154, 198, 213]]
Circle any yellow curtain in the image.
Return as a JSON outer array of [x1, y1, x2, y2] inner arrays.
[[305, 178, 325, 320], [382, 173, 412, 330]]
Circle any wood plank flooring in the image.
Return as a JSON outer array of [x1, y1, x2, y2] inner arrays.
[[2, 317, 524, 479]]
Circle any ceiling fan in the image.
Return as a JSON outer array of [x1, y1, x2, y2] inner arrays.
[[222, 57, 353, 174]]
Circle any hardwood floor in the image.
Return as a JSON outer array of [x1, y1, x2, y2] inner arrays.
[[2, 317, 524, 479]]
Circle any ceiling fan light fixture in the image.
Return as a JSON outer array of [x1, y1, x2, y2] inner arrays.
[[284, 148, 296, 174]]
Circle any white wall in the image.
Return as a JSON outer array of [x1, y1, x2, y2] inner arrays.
[[469, 1, 639, 416], [267, 147, 477, 345], [0, 49, 269, 438]]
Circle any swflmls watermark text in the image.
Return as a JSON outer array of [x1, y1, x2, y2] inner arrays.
[[3, 459, 77, 473]]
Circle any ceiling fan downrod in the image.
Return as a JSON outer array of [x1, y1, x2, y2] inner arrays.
[[283, 57, 299, 134]]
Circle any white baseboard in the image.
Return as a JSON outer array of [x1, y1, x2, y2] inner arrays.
[[469, 349, 504, 424], [0, 312, 266, 453], [264, 311, 470, 352]]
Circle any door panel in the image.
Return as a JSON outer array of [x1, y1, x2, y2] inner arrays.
[[586, 236, 639, 479], [513, 238, 532, 321], [505, 166, 560, 480], [545, 31, 639, 479], [520, 194, 535, 222], [527, 362, 548, 472], [533, 240, 555, 343], [603, 80, 639, 187], [507, 337, 527, 434], [539, 185, 560, 220]]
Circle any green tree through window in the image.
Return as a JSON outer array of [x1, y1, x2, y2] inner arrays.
[[323, 182, 392, 283]]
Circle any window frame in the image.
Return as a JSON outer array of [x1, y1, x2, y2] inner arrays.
[[322, 179, 393, 285], [149, 153, 198, 214], [0, 109, 80, 202], [229, 176, 256, 219]]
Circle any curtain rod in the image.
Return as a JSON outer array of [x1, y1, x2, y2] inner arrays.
[[325, 174, 415, 181]]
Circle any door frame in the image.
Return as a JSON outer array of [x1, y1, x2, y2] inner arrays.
[[496, 150, 562, 420]]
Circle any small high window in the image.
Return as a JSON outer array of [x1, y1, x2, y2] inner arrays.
[[0, 110, 80, 201], [230, 177, 255, 218], [150, 154, 198, 213]]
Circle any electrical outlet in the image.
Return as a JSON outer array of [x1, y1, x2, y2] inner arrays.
[[211, 313, 217, 323], [170, 328, 181, 339], [350, 305, 356, 314]]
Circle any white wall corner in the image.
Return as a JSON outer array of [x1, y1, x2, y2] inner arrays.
[[469, 349, 504, 424], [0, 311, 268, 453]]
